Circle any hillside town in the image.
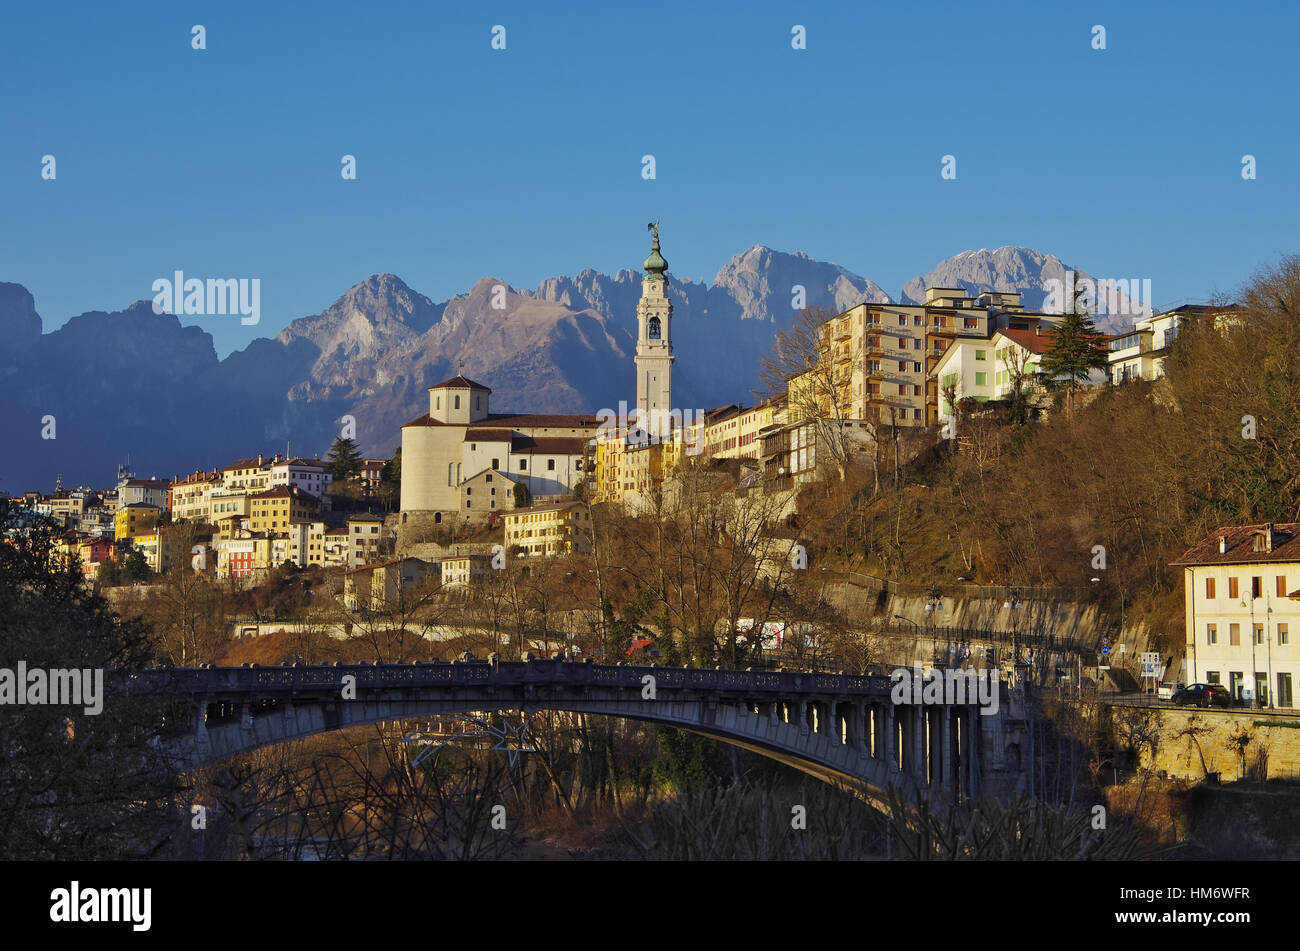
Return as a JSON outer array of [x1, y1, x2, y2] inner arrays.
[[5, 227, 1281, 711]]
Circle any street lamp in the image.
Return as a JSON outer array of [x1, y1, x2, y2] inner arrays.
[[893, 614, 920, 634]]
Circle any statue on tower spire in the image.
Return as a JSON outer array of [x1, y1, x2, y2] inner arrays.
[[643, 220, 667, 277]]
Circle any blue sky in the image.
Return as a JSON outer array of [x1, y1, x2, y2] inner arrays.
[[1, 0, 1295, 357]]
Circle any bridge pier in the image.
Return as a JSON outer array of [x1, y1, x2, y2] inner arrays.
[[946, 706, 956, 795], [912, 706, 926, 786], [193, 698, 211, 760]]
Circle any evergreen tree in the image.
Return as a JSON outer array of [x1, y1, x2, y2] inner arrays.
[[326, 436, 364, 485], [0, 516, 181, 858], [1041, 282, 1109, 411]]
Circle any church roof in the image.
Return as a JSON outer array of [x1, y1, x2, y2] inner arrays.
[[428, 375, 492, 392], [403, 412, 599, 429]]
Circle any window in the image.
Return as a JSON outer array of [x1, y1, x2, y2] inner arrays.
[[1278, 673, 1293, 708], [1280, 623, 1289, 645], [475, 395, 481, 410], [1206, 624, 1217, 644], [492, 458, 499, 470], [975, 350, 986, 361], [547, 459, 555, 471], [964, 317, 978, 329], [898, 360, 907, 372], [1254, 623, 1265, 644], [975, 372, 987, 386], [913, 362, 921, 373], [897, 316, 906, 326], [1206, 577, 1216, 598], [1230, 623, 1241, 645], [913, 409, 922, 420], [486, 474, 492, 483], [898, 383, 907, 396], [913, 385, 921, 396], [519, 460, 527, 471], [466, 488, 472, 496], [1228, 577, 1239, 599], [1206, 671, 1221, 685], [466, 500, 472, 508], [648, 317, 661, 339], [1252, 576, 1262, 599], [455, 395, 461, 409], [1278, 575, 1288, 597]]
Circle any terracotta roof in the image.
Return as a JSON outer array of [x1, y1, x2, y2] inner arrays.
[[345, 556, 429, 575], [482, 413, 600, 429], [510, 435, 587, 453], [462, 467, 519, 484], [503, 501, 584, 518], [994, 327, 1110, 356], [171, 469, 221, 486], [464, 428, 514, 443], [429, 374, 492, 392], [1171, 523, 1300, 567], [405, 412, 600, 429], [223, 457, 272, 471]]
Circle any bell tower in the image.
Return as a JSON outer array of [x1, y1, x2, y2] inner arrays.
[[635, 220, 673, 420]]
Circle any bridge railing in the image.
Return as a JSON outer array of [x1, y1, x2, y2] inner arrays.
[[127, 661, 900, 699]]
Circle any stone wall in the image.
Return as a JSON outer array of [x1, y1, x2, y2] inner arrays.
[[1134, 705, 1300, 781]]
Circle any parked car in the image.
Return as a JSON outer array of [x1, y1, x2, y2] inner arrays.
[[1157, 681, 1186, 700], [1172, 683, 1232, 708]]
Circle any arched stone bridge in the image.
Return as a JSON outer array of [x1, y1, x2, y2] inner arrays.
[[137, 660, 1029, 805]]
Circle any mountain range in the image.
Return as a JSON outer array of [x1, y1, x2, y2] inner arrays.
[[0, 246, 1149, 491]]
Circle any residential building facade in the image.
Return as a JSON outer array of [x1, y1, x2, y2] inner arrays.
[[1173, 522, 1300, 708]]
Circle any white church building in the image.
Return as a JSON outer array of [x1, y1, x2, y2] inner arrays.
[[399, 375, 597, 526]]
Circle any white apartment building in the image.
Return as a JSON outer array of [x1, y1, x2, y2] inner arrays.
[[1173, 522, 1300, 708], [269, 457, 334, 501]]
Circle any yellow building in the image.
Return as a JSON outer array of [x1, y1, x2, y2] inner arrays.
[[787, 290, 1034, 431], [503, 502, 592, 558], [343, 557, 437, 611], [115, 503, 160, 541], [129, 525, 195, 573], [702, 397, 787, 460], [248, 485, 321, 533], [171, 469, 221, 523], [441, 553, 493, 588]]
